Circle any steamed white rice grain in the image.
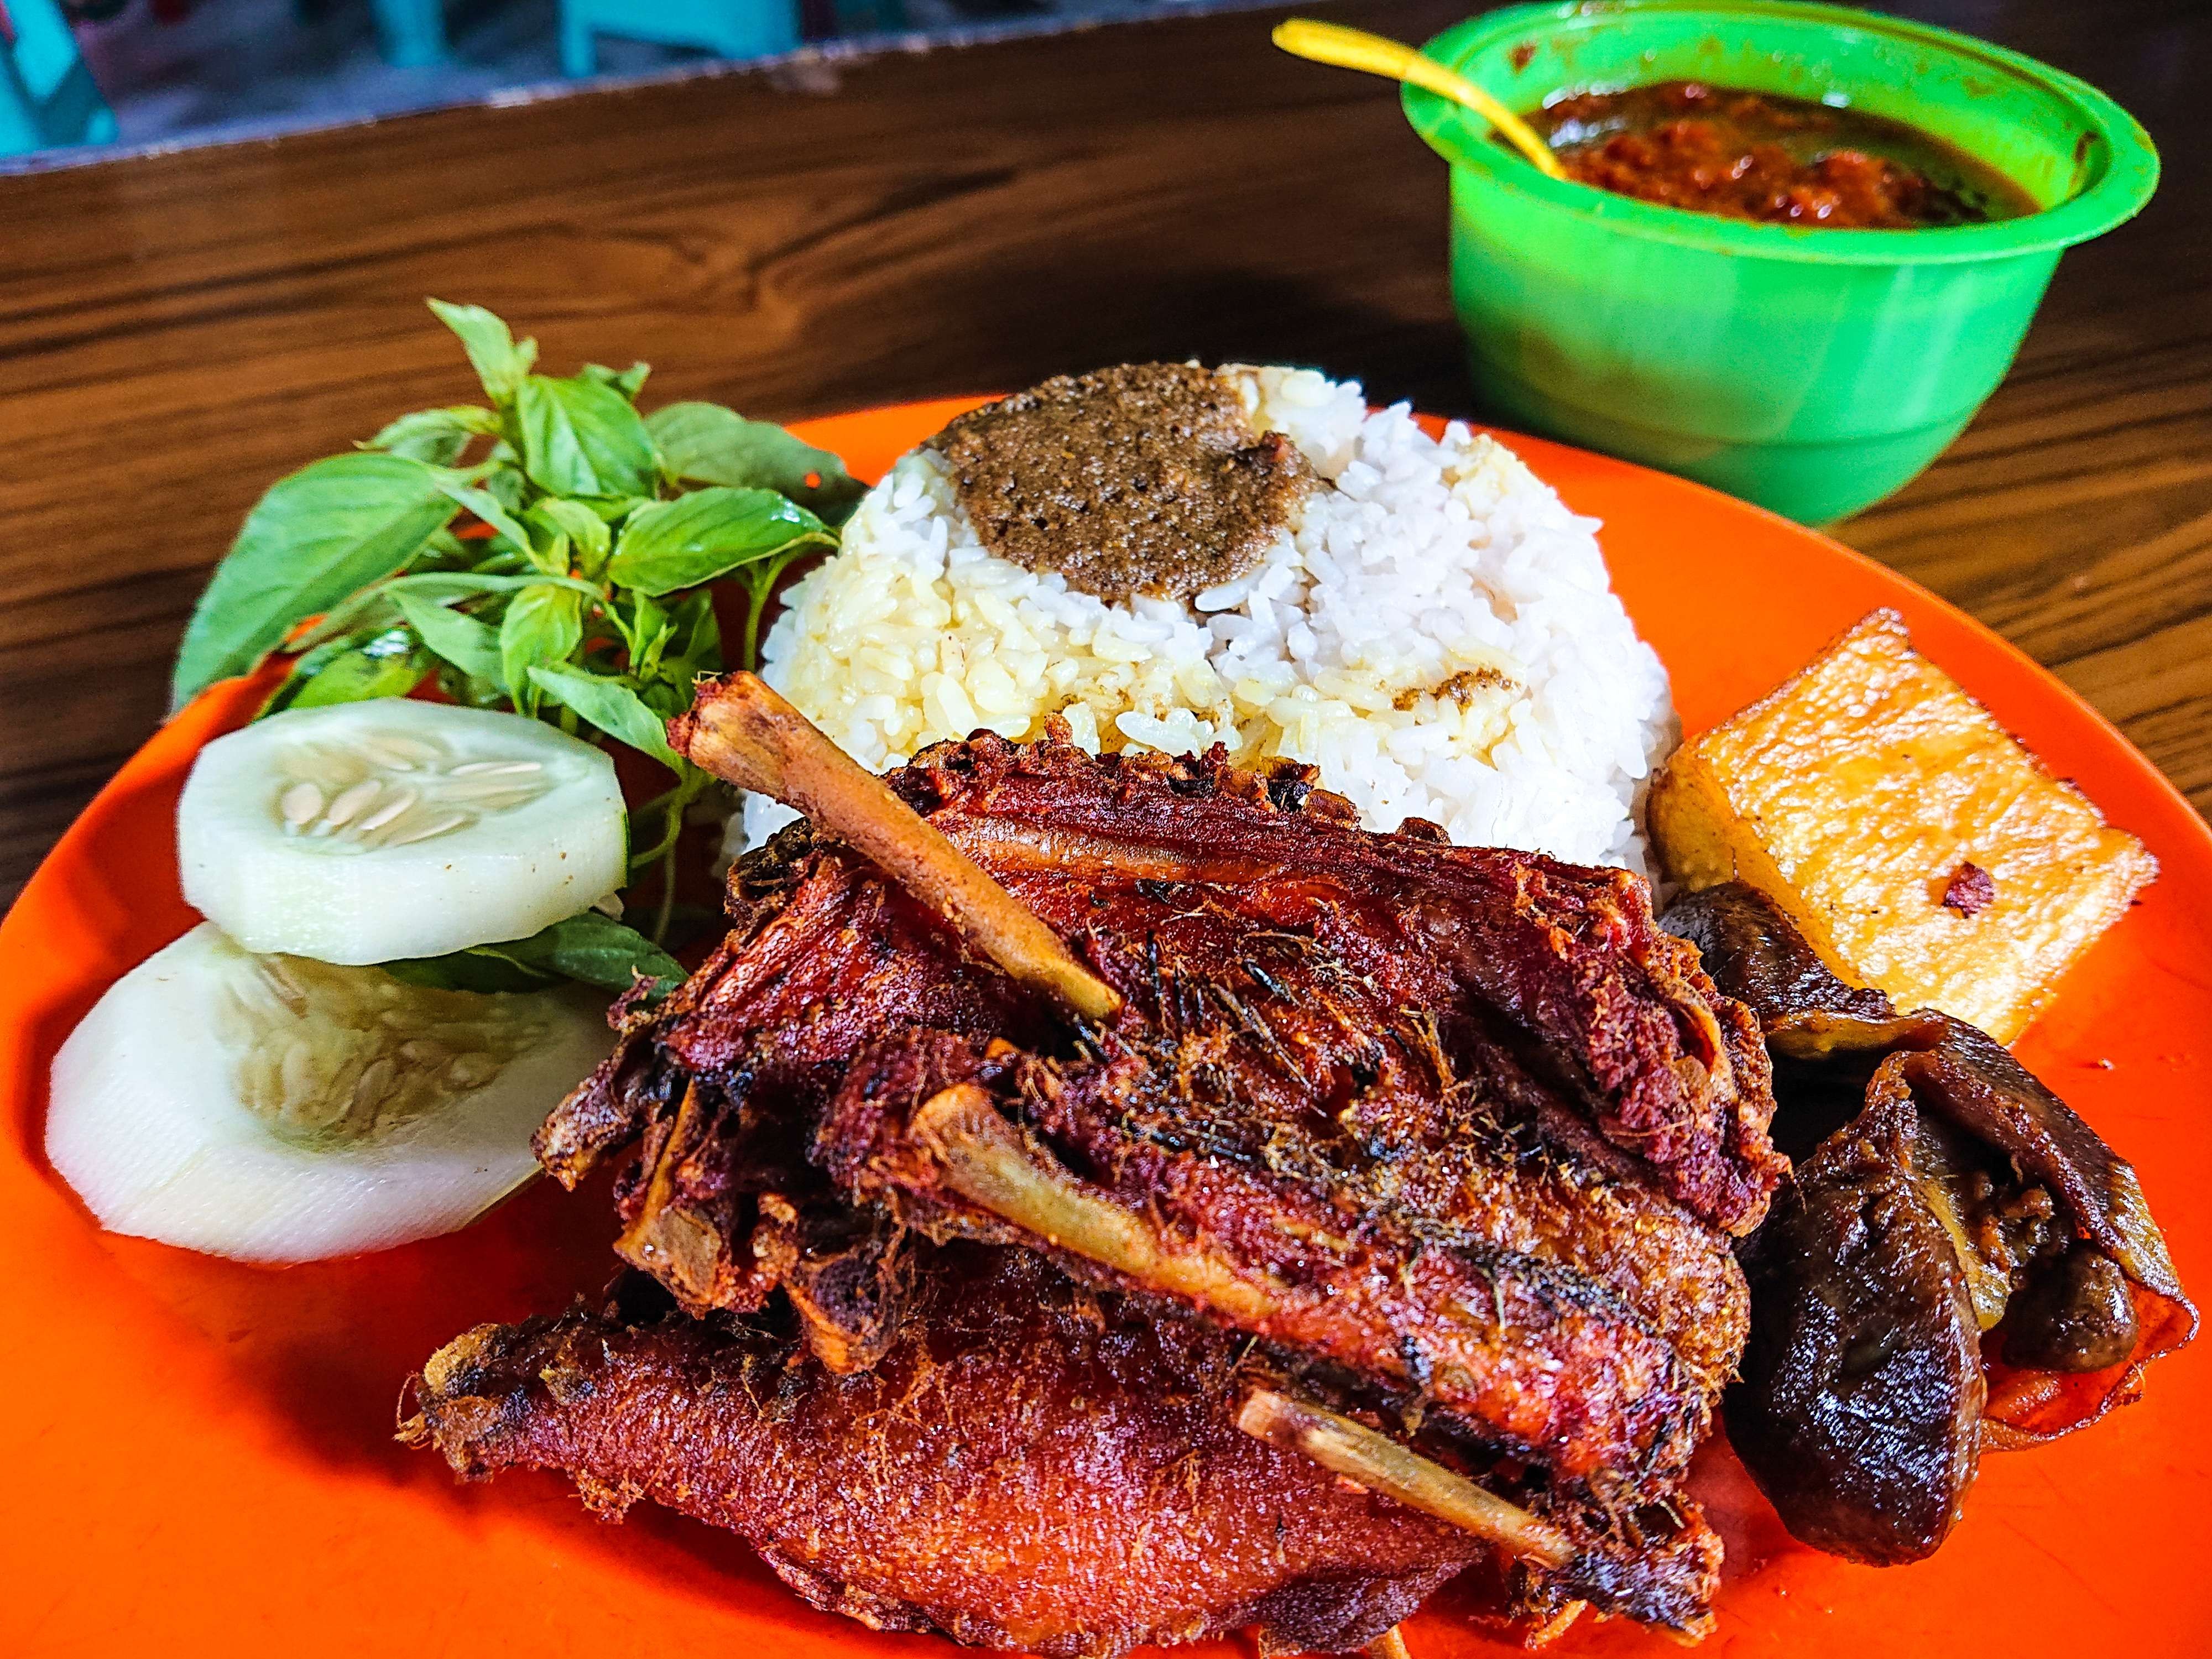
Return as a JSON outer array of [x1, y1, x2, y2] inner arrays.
[[740, 366, 1675, 873]]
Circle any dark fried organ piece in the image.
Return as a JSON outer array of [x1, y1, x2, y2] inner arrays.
[[1730, 1092, 1986, 1565], [541, 734, 1773, 1490], [2003, 1243, 2139, 1373], [404, 1247, 1488, 1658], [1665, 882, 2196, 1563]]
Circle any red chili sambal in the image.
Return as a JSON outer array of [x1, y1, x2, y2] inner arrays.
[[1522, 81, 2038, 228]]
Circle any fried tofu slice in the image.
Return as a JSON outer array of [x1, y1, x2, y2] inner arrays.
[[1648, 610, 2154, 1043]]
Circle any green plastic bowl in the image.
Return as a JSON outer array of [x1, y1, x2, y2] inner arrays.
[[1406, 1, 2159, 523]]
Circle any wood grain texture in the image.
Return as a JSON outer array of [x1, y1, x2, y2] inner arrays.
[[0, 0, 2205, 903]]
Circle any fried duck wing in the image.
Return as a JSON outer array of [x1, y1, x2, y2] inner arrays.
[[902, 733, 1781, 1234], [818, 1028, 1725, 1494], [403, 1247, 1489, 1658]]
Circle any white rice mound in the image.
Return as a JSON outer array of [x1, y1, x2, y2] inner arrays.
[[744, 366, 1676, 873]]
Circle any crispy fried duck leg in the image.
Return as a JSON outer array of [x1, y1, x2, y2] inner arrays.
[[915, 1082, 1281, 1324], [1234, 1390, 1574, 1570], [672, 672, 1121, 1022], [836, 1047, 1717, 1493]]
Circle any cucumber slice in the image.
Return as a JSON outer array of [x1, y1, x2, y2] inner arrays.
[[46, 924, 613, 1262], [179, 700, 625, 964]]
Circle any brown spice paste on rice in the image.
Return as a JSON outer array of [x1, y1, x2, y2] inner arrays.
[[931, 362, 1314, 605]]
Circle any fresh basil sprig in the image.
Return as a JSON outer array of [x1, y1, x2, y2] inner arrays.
[[173, 299, 856, 974], [646, 401, 867, 525], [173, 453, 461, 705]]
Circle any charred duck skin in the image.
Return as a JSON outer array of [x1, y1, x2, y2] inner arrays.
[[821, 1030, 1728, 1491], [900, 729, 1783, 1237], [570, 713, 1781, 1232], [405, 1246, 1490, 1658], [1663, 882, 2195, 1563], [541, 727, 1773, 1492], [404, 1246, 1721, 1649]]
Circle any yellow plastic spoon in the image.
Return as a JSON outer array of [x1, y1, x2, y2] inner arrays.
[[1271, 18, 1567, 180]]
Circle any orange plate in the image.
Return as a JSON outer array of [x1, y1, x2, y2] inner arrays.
[[3, 401, 2208, 1658]]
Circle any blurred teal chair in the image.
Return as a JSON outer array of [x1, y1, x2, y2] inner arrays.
[[560, 0, 800, 77], [0, 0, 117, 155], [371, 0, 447, 67]]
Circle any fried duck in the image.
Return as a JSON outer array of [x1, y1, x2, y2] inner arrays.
[[1664, 881, 2195, 1564], [405, 1244, 1495, 1659], [543, 682, 1775, 1448], [502, 674, 1781, 1634]]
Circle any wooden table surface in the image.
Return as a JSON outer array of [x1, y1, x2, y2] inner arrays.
[[1, 0, 2205, 904]]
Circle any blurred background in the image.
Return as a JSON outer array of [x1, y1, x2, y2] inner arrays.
[[2, 0, 1267, 165]]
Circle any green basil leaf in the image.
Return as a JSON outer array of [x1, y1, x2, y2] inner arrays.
[[299, 570, 595, 652], [437, 664, 512, 711], [646, 402, 867, 524], [281, 628, 427, 712], [260, 635, 355, 716], [500, 583, 585, 709], [478, 461, 528, 519], [619, 498, 671, 542], [517, 374, 659, 499], [607, 486, 831, 598], [651, 588, 724, 692], [173, 452, 457, 709], [620, 591, 674, 676], [364, 406, 500, 466], [529, 498, 612, 576], [529, 664, 682, 770], [427, 299, 536, 405], [392, 591, 503, 682], [493, 910, 685, 994], [264, 625, 427, 714], [638, 677, 694, 721], [379, 952, 549, 994], [667, 586, 721, 666], [431, 474, 536, 559], [405, 527, 477, 571], [583, 361, 652, 401], [382, 910, 684, 1001]]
